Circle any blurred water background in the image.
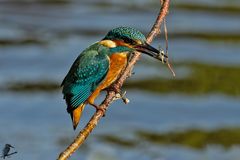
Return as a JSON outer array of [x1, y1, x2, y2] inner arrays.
[[0, 0, 240, 160]]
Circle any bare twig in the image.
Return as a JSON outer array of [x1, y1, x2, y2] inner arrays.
[[57, 0, 170, 159], [163, 7, 176, 77], [147, 0, 170, 43]]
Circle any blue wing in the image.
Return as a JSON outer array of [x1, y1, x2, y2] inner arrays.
[[61, 43, 110, 112]]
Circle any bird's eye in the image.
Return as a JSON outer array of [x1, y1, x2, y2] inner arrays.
[[124, 38, 136, 45]]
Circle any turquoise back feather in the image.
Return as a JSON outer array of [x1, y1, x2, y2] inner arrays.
[[61, 43, 110, 112]]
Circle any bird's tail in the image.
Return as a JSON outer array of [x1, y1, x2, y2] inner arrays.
[[70, 103, 85, 130]]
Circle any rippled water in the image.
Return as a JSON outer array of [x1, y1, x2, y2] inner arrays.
[[0, 0, 240, 160]]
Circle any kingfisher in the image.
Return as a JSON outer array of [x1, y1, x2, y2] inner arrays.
[[61, 26, 166, 130], [1, 144, 14, 159]]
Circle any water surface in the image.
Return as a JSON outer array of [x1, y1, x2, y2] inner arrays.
[[0, 0, 240, 160]]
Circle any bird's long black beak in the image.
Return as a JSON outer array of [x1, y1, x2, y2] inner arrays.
[[135, 43, 167, 63]]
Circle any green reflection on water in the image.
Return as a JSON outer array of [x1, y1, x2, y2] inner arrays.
[[125, 63, 240, 96], [169, 33, 240, 42], [97, 128, 240, 149], [5, 81, 59, 92], [175, 3, 240, 14], [0, 38, 47, 46], [136, 128, 240, 149], [98, 135, 137, 148], [39, 0, 69, 4], [3, 63, 240, 96], [8, 0, 70, 4]]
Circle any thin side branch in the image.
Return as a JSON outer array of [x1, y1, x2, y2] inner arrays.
[[147, 0, 170, 43], [57, 1, 170, 159]]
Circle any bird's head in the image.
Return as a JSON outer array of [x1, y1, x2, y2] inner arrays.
[[5, 144, 14, 148], [101, 26, 166, 62]]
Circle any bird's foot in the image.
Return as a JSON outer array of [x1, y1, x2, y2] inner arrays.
[[114, 91, 130, 104], [90, 103, 106, 117]]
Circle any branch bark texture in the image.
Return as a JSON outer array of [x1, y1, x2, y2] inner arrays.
[[57, 0, 170, 159]]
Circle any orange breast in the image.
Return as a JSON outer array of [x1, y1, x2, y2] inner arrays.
[[87, 53, 127, 104]]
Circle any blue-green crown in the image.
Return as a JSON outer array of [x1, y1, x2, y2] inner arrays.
[[103, 26, 146, 43]]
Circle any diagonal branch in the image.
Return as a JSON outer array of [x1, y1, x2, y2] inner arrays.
[[57, 0, 170, 159]]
